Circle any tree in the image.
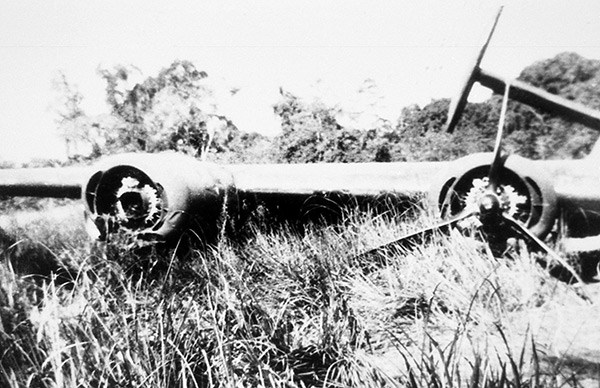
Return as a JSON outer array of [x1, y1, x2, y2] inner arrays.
[[512, 53, 600, 159], [54, 61, 277, 163], [207, 131, 276, 164], [95, 60, 236, 157], [273, 90, 392, 163], [52, 52, 600, 164], [395, 52, 600, 162], [519, 52, 600, 97], [52, 72, 103, 159], [273, 90, 341, 163], [392, 98, 498, 161]]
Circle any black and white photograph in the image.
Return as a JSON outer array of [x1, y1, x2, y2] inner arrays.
[[1, 1, 600, 386]]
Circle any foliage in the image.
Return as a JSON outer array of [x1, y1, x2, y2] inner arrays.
[[53, 72, 104, 159], [273, 90, 399, 163], [271, 52, 600, 164], [519, 52, 600, 97], [511, 52, 600, 159], [51, 52, 600, 165], [96, 61, 235, 157], [53, 61, 280, 164], [207, 131, 277, 164], [403, 52, 600, 161], [395, 99, 496, 161], [0, 203, 595, 387], [54, 61, 264, 162]]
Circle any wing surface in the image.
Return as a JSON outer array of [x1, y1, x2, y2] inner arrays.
[[227, 161, 448, 221], [538, 159, 600, 212], [228, 161, 446, 197], [0, 166, 90, 198]]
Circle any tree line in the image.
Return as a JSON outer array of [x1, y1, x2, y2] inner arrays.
[[54, 52, 600, 166]]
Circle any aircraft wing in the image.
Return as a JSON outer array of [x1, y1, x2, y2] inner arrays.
[[226, 161, 448, 222], [2, 155, 600, 245], [0, 155, 449, 242], [0, 166, 90, 198], [536, 159, 600, 236], [540, 160, 600, 206], [228, 162, 445, 197]]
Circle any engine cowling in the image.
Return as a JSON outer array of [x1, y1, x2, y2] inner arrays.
[[83, 153, 236, 245], [429, 153, 558, 239]]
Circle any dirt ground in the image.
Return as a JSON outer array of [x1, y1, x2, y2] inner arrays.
[[524, 282, 600, 384]]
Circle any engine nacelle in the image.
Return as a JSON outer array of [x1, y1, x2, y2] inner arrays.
[[83, 153, 236, 245], [429, 153, 558, 239]]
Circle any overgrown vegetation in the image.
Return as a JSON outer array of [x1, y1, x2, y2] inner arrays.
[[273, 52, 600, 164], [0, 202, 597, 387], [50, 52, 600, 166]]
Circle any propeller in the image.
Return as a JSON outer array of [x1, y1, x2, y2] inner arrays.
[[356, 208, 476, 259], [502, 214, 582, 283], [358, 6, 584, 281], [361, 81, 510, 257], [361, 82, 580, 280]]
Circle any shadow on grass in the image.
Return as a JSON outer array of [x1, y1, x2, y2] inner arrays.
[[543, 354, 600, 384], [0, 229, 77, 284]]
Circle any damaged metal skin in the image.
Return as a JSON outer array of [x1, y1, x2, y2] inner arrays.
[[83, 153, 236, 245]]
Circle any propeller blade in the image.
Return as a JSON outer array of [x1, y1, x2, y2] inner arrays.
[[445, 6, 503, 133], [502, 214, 583, 283], [477, 67, 600, 132], [487, 81, 510, 190], [357, 209, 477, 258], [439, 181, 457, 219]]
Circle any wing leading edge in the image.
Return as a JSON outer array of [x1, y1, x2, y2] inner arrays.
[[0, 156, 448, 243], [0, 166, 90, 199]]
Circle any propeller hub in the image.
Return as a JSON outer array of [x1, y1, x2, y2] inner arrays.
[[478, 192, 501, 216]]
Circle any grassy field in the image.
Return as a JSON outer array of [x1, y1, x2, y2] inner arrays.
[[0, 200, 599, 387]]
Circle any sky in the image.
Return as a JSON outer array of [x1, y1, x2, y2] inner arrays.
[[1, 0, 600, 163]]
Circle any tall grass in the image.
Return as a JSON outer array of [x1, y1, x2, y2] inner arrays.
[[0, 201, 597, 387]]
